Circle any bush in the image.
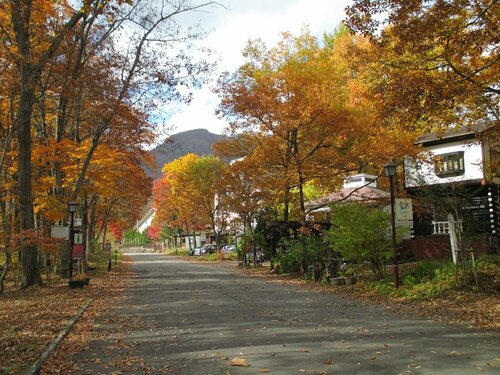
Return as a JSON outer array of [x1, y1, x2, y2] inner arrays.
[[206, 253, 218, 262], [277, 237, 326, 279], [224, 252, 238, 261], [366, 260, 457, 300], [326, 203, 392, 278], [402, 260, 454, 285]]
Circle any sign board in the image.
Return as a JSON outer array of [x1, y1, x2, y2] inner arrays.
[[74, 232, 83, 245], [72, 244, 85, 258], [395, 198, 413, 240], [395, 198, 413, 224], [51, 226, 69, 240]]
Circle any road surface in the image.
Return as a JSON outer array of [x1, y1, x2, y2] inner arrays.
[[74, 253, 499, 374]]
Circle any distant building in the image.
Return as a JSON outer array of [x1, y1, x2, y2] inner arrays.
[[134, 207, 156, 233], [306, 173, 413, 239]]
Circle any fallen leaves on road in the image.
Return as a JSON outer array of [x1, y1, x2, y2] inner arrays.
[[0, 265, 128, 375], [230, 357, 249, 367], [324, 357, 334, 365], [237, 266, 500, 331], [40, 259, 131, 374]]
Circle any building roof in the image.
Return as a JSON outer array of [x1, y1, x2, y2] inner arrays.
[[306, 186, 390, 213], [134, 207, 156, 231], [415, 122, 495, 146]]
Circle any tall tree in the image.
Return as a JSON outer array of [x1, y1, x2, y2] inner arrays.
[[7, 0, 89, 287], [154, 154, 207, 250], [1, 0, 218, 287], [345, 0, 499, 130], [216, 28, 415, 222]]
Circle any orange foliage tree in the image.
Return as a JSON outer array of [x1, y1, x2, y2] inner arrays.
[[1, 0, 219, 287], [215, 27, 416, 222], [345, 0, 499, 131], [153, 154, 230, 249], [153, 154, 207, 250]]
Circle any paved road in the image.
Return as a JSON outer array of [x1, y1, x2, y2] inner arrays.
[[75, 254, 499, 374]]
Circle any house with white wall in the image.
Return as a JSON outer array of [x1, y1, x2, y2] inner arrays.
[[403, 124, 499, 257], [134, 207, 156, 233]]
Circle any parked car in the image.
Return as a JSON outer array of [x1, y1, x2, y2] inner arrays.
[[200, 244, 217, 255], [222, 244, 236, 253]]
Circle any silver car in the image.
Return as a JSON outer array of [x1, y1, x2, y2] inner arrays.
[[222, 244, 236, 253]]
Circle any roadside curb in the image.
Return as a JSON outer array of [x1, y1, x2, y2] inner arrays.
[[22, 298, 93, 375]]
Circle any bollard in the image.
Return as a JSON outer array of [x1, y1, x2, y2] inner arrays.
[[108, 258, 111, 272]]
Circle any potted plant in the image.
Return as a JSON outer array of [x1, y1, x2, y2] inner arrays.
[[330, 277, 344, 286], [68, 278, 85, 288], [343, 265, 357, 285], [68, 274, 89, 288]]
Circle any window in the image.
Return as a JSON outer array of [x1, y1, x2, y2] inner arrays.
[[434, 152, 465, 177]]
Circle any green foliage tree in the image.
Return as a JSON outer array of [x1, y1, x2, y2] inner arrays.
[[123, 230, 150, 246], [326, 204, 392, 278]]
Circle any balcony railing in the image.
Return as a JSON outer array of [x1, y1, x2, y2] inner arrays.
[[432, 220, 463, 235]]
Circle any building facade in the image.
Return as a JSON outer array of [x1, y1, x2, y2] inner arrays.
[[404, 126, 499, 257]]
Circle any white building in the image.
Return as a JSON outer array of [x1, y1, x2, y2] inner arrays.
[[403, 124, 499, 256]]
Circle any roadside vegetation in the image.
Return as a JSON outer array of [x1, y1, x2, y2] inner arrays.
[[0, 255, 130, 374]]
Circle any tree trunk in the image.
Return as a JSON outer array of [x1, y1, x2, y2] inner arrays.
[[101, 210, 109, 252], [88, 197, 97, 253], [10, 0, 85, 288], [18, 72, 42, 288]]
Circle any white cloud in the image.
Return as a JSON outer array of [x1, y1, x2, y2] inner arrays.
[[155, 0, 352, 136]]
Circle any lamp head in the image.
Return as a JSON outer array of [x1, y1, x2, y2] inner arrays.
[[384, 161, 397, 177], [68, 201, 79, 213]]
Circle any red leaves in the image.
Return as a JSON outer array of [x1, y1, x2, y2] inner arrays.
[[146, 226, 160, 242]]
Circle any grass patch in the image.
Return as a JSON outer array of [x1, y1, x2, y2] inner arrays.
[[364, 255, 499, 300], [163, 248, 189, 256]]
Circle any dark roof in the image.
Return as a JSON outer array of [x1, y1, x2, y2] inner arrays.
[[415, 122, 495, 146]]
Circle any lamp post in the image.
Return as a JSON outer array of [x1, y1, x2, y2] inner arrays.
[[384, 161, 400, 289], [68, 201, 78, 279], [251, 218, 257, 266]]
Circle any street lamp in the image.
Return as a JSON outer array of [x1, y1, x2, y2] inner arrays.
[[68, 201, 78, 279], [251, 218, 257, 266], [384, 161, 400, 289]]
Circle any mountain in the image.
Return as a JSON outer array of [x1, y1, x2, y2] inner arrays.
[[148, 128, 226, 177]]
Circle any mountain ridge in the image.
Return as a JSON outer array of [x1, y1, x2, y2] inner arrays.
[[148, 128, 226, 177]]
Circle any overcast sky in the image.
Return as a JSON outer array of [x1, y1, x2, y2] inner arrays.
[[158, 0, 352, 137]]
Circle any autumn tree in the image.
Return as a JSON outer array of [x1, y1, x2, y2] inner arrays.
[[345, 0, 499, 131], [216, 28, 415, 222], [153, 154, 230, 250], [186, 155, 229, 249], [153, 154, 207, 251], [1, 0, 219, 287]]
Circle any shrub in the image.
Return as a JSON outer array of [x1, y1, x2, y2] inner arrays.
[[326, 203, 392, 278], [277, 237, 326, 279], [206, 253, 218, 262], [224, 252, 238, 261]]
